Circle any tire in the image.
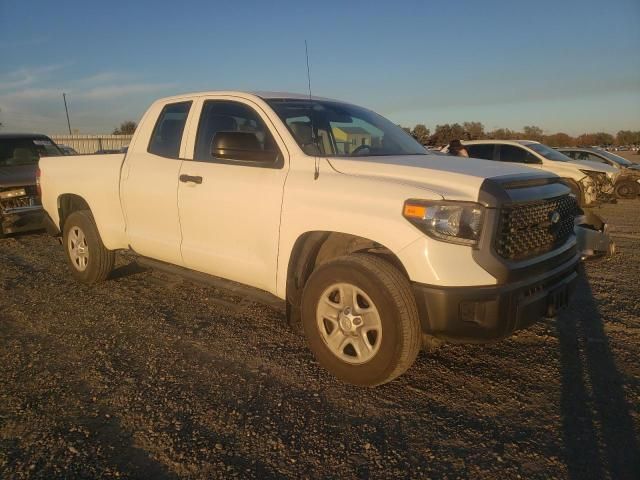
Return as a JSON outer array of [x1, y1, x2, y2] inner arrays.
[[62, 210, 114, 283], [614, 180, 639, 199], [301, 254, 421, 386]]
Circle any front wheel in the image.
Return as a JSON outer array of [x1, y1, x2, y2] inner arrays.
[[614, 180, 639, 199], [301, 254, 421, 386], [63, 210, 114, 283]]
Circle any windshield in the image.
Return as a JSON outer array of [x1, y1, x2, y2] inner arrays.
[[0, 137, 63, 167], [526, 143, 571, 162], [600, 150, 633, 166], [266, 99, 427, 157]]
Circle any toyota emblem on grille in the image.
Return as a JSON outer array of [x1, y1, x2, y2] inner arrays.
[[550, 211, 561, 224]]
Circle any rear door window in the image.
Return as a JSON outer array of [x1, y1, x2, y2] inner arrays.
[[148, 101, 192, 159], [499, 145, 538, 163], [466, 144, 496, 160]]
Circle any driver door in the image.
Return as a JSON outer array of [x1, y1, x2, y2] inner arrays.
[[177, 97, 289, 293]]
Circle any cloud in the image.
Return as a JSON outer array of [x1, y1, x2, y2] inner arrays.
[[0, 64, 70, 90], [75, 72, 132, 85], [0, 36, 49, 50], [76, 82, 176, 100], [0, 88, 62, 101], [0, 65, 176, 133]]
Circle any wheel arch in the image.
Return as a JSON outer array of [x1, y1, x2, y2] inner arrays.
[[284, 230, 409, 309], [57, 193, 92, 230]]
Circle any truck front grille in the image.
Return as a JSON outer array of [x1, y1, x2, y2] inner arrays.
[[496, 195, 578, 260]]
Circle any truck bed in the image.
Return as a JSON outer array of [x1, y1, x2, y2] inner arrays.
[[39, 153, 128, 250]]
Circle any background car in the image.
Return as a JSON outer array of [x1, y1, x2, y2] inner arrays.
[[442, 140, 619, 207], [442, 139, 618, 257], [0, 133, 63, 237], [558, 147, 640, 198]]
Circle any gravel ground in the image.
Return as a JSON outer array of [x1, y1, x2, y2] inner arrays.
[[0, 201, 639, 479]]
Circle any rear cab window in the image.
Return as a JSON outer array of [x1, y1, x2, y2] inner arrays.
[[148, 102, 192, 158]]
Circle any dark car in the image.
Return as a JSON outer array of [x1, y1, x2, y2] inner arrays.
[[58, 144, 79, 155], [558, 147, 640, 198], [0, 133, 63, 237]]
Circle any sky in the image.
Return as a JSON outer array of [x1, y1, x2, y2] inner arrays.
[[0, 0, 638, 136]]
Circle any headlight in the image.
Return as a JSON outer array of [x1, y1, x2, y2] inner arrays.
[[403, 200, 484, 246], [579, 169, 607, 181]]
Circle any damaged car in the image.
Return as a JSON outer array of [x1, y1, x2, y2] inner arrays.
[[442, 140, 618, 258], [557, 147, 640, 199], [0, 134, 63, 237]]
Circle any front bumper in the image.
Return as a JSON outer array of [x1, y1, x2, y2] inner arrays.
[[0, 206, 45, 235], [412, 251, 579, 343]]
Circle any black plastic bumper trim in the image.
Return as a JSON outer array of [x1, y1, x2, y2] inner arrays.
[[1, 208, 45, 235], [412, 252, 580, 343]]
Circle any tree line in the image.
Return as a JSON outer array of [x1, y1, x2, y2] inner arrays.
[[113, 117, 638, 149], [403, 123, 640, 148]]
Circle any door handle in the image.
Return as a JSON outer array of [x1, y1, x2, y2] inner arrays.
[[179, 174, 203, 184]]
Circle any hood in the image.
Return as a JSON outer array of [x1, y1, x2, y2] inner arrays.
[[0, 163, 38, 188], [540, 158, 619, 181], [327, 154, 555, 202], [569, 159, 619, 174]]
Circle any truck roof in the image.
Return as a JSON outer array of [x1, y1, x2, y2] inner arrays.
[[151, 90, 343, 104]]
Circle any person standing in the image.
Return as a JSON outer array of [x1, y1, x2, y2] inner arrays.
[[449, 139, 469, 157]]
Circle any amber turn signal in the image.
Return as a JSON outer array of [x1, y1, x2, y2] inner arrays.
[[403, 203, 427, 219]]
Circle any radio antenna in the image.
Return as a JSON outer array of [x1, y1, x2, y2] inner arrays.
[[305, 40, 320, 180], [305, 40, 312, 102]]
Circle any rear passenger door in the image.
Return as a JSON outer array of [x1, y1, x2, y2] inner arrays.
[[121, 101, 192, 265]]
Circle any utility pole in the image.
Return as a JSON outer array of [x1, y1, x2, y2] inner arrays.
[[63, 93, 72, 135]]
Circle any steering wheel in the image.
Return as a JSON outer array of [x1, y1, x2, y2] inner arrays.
[[351, 144, 372, 156]]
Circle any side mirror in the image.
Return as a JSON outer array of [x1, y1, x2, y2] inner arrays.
[[211, 131, 278, 164]]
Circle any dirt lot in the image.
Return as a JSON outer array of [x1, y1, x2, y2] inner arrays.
[[1, 201, 639, 480]]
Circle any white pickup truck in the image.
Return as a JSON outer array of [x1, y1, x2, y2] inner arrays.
[[39, 91, 580, 385]]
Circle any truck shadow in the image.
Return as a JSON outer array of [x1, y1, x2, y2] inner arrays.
[[556, 270, 639, 479], [109, 260, 149, 280]]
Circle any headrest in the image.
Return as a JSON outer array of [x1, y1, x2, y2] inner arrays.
[[212, 131, 261, 153], [290, 121, 313, 145]]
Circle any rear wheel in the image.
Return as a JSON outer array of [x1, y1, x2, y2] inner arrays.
[[301, 254, 421, 386], [63, 210, 114, 283], [614, 180, 639, 199]]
